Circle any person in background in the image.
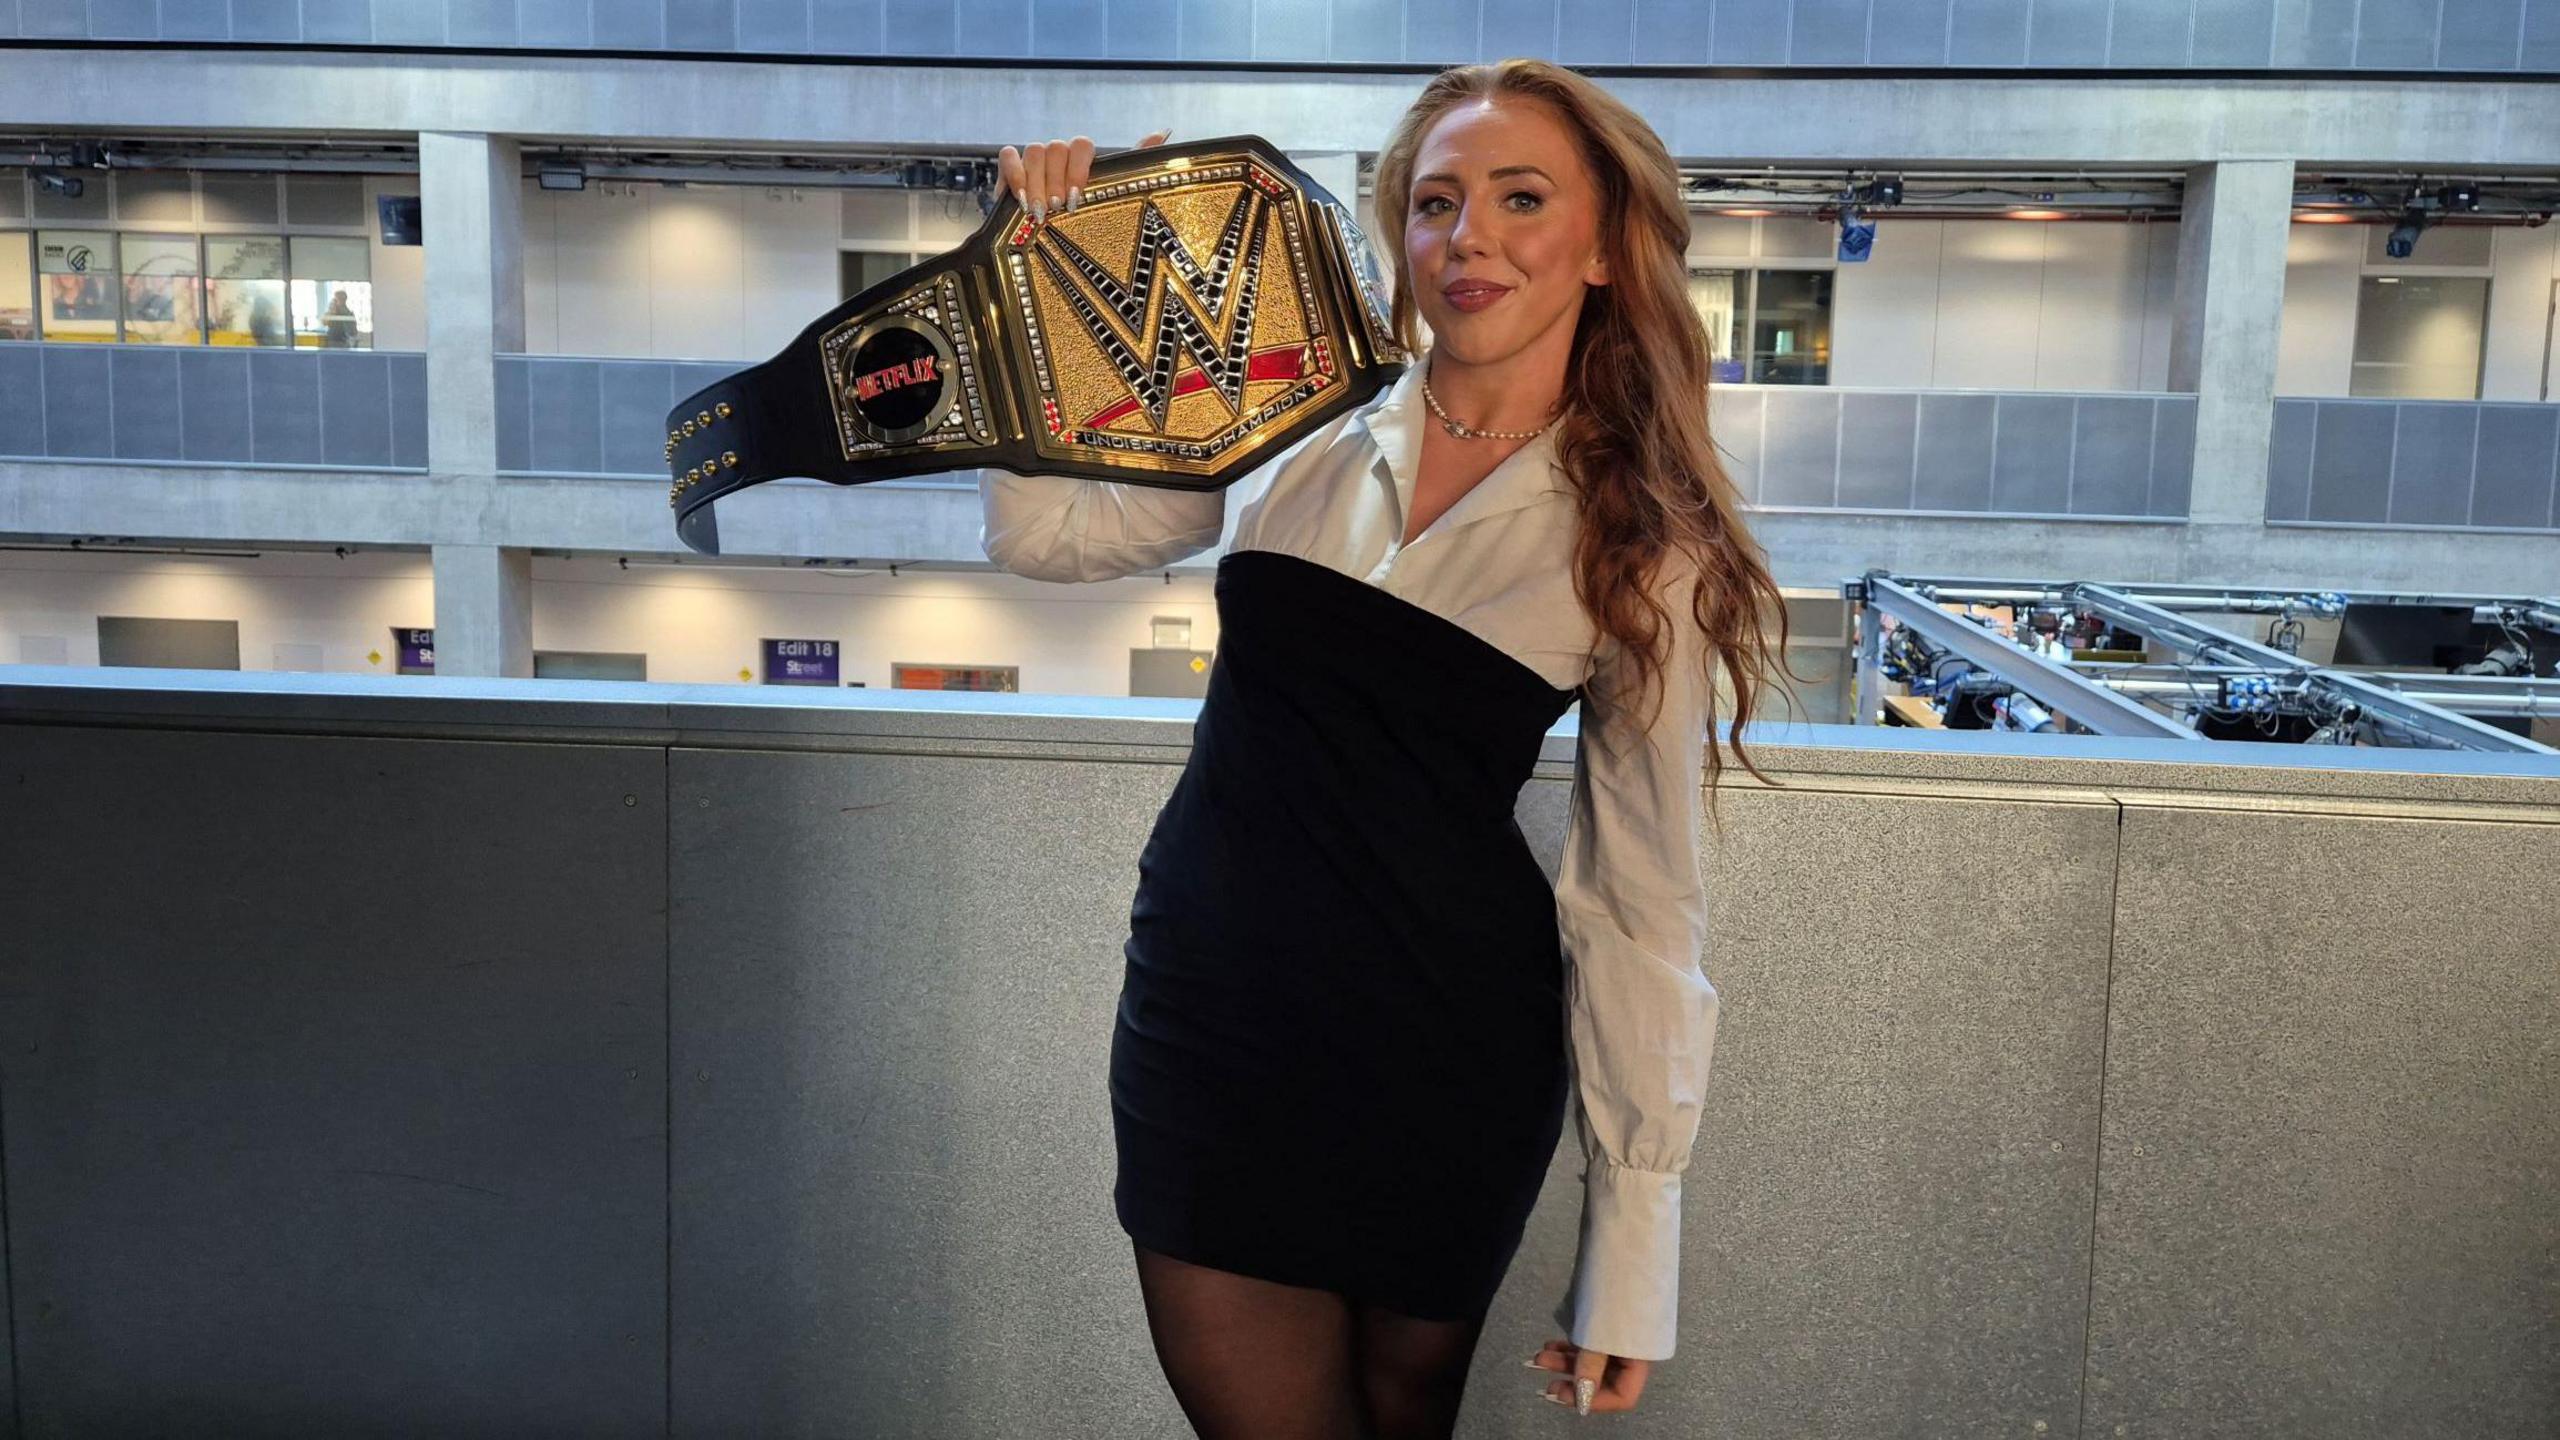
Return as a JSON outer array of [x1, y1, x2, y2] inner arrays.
[[321, 288, 358, 348]]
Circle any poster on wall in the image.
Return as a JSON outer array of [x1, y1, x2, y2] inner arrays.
[[395, 626, 434, 675], [892, 663, 1017, 692], [762, 638, 839, 686]]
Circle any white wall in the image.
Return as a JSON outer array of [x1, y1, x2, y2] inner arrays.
[[516, 180, 981, 361], [2273, 218, 2557, 399], [2484, 222, 2560, 402], [2276, 219, 2365, 398], [1825, 217, 2180, 392], [32, 163, 2538, 395], [0, 548, 1221, 695], [364, 175, 428, 352], [0, 548, 436, 674], [411, 180, 2558, 399], [518, 179, 846, 362]]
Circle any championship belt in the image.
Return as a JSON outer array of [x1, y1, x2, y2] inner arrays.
[[663, 133, 1409, 555]]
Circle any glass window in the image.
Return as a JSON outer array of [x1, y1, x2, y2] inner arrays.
[[2350, 275, 2488, 400], [205, 235, 290, 347], [0, 231, 32, 340], [121, 233, 204, 345], [1689, 268, 1835, 385], [1687, 268, 1744, 383], [289, 235, 372, 349], [35, 229, 118, 342], [1750, 269, 1832, 385]]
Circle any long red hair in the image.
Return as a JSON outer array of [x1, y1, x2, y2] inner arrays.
[[1372, 60, 1804, 830]]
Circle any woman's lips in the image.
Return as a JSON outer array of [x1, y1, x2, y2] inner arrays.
[[1441, 282, 1512, 314]]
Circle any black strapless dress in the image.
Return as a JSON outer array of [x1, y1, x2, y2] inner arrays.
[[1109, 547, 1585, 1322]]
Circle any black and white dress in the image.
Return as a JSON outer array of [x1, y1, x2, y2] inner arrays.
[[979, 351, 1721, 1361]]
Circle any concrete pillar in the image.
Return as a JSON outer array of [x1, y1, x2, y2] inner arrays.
[[419, 130, 525, 478], [2167, 158, 2294, 529], [431, 544, 534, 679], [420, 132, 528, 677]]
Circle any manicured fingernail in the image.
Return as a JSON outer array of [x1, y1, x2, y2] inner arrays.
[[1031, 196, 1045, 222], [1539, 1390, 1569, 1407], [1067, 185, 1080, 211], [1575, 1378, 1595, 1416], [1522, 1358, 1545, 1369]]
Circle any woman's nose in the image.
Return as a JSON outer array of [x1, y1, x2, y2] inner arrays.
[[1444, 202, 1490, 257]]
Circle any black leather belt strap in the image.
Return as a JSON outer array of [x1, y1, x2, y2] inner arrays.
[[663, 133, 1408, 556]]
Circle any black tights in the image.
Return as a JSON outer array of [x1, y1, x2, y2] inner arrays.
[[1132, 1242, 1489, 1440]]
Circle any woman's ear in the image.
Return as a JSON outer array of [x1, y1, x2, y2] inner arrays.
[[1584, 250, 1610, 287]]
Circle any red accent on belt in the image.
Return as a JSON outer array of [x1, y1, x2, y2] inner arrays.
[[1084, 344, 1316, 430]]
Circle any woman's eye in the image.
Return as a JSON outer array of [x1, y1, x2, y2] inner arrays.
[[1506, 190, 1543, 211], [1417, 195, 1451, 215]]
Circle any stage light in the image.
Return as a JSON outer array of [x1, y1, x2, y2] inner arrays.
[[1837, 203, 1876, 262], [2385, 204, 2428, 258]]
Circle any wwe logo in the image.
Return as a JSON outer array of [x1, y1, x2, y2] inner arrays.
[[1032, 187, 1274, 431]]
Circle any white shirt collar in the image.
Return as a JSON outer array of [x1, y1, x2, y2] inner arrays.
[[1354, 347, 1573, 547]]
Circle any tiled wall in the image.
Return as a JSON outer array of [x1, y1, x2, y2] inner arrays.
[[2268, 396, 2560, 529], [12, 346, 2554, 535], [4, 0, 2554, 69], [1713, 386, 2198, 520], [495, 354, 750, 477], [0, 342, 425, 469]]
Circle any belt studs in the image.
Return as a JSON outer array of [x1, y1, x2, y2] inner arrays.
[[715, 402, 733, 419], [721, 451, 738, 468]]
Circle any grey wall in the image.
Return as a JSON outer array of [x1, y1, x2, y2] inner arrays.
[[2, 669, 2553, 1437], [0, 343, 426, 470], [1717, 386, 2198, 519], [2269, 395, 2560, 528], [503, 359, 2209, 525], [496, 353, 744, 477], [6, 0, 2557, 71]]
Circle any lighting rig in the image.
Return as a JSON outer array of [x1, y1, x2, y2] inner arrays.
[[1848, 573, 2559, 752]]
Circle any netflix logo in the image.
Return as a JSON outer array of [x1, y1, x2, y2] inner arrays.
[[854, 355, 938, 402]]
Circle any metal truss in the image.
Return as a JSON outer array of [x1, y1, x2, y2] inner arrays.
[[1846, 571, 2560, 754]]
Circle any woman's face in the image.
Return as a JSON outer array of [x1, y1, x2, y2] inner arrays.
[[1402, 94, 1608, 367]]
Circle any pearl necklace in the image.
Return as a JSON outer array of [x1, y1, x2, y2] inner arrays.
[[1420, 359, 1562, 441]]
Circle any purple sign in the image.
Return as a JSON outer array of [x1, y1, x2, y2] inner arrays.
[[395, 626, 434, 674], [763, 638, 840, 686]]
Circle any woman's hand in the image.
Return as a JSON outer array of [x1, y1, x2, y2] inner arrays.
[[1527, 1339, 1652, 1416], [996, 128, 1171, 224]]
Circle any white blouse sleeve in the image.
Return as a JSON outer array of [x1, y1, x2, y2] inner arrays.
[[1548, 555, 1723, 1362], [978, 468, 1228, 582]]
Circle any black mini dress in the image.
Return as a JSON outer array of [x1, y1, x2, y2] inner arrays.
[[1108, 545, 1585, 1321]]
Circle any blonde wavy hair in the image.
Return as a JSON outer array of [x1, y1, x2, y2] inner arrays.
[[1372, 59, 1803, 831]]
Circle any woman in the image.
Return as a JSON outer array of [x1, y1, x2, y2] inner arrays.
[[985, 60, 1794, 1436]]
